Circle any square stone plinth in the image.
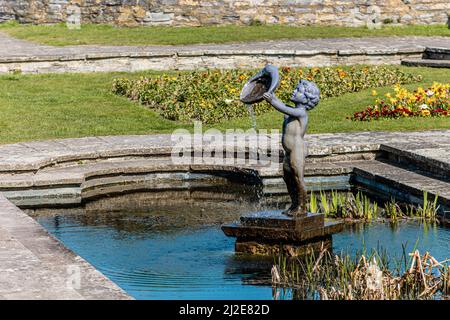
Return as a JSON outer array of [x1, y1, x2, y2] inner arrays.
[[235, 235, 332, 257], [240, 211, 324, 231], [222, 211, 343, 257], [222, 220, 342, 243], [222, 211, 342, 241]]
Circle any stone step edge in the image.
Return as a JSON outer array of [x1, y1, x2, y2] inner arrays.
[[0, 160, 356, 190], [0, 47, 425, 63], [2, 173, 353, 207], [424, 47, 450, 60], [0, 146, 378, 173], [379, 144, 450, 178], [1, 141, 447, 195], [353, 166, 450, 222], [401, 58, 450, 68]]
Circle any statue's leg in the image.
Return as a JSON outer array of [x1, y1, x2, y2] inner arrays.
[[289, 145, 308, 217], [282, 156, 298, 216]]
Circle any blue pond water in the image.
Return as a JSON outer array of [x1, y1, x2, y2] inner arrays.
[[36, 212, 449, 300]]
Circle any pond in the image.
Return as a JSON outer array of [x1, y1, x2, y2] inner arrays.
[[32, 189, 450, 300]]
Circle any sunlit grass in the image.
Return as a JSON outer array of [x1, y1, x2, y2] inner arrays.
[[0, 66, 448, 145], [0, 22, 448, 46]]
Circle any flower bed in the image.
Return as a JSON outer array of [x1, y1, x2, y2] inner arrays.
[[112, 66, 422, 124], [350, 82, 450, 121]]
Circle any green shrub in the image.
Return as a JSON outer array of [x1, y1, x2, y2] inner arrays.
[[112, 66, 422, 124]]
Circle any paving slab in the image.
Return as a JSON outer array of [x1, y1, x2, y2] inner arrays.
[[1, 33, 449, 58], [0, 32, 449, 72], [402, 58, 450, 68], [0, 194, 132, 300], [0, 130, 448, 172]]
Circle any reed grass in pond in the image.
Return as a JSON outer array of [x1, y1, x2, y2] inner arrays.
[[309, 190, 440, 222], [274, 223, 450, 300], [34, 206, 449, 300], [272, 244, 449, 300]]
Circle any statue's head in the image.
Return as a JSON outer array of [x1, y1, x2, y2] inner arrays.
[[290, 80, 320, 110]]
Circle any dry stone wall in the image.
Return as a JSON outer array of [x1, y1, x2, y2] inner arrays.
[[0, 0, 448, 26]]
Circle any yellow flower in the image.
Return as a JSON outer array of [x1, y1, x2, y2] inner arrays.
[[372, 90, 377, 96], [417, 87, 425, 95], [421, 109, 430, 116]]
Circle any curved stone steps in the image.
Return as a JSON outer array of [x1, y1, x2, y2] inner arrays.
[[0, 157, 355, 207], [0, 131, 448, 209], [0, 133, 382, 174]]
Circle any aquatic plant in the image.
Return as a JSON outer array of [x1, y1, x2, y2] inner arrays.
[[349, 192, 378, 220], [384, 198, 402, 222], [308, 191, 318, 213], [272, 248, 449, 300], [329, 190, 347, 218], [319, 190, 330, 216], [314, 190, 379, 221], [417, 191, 439, 221], [309, 190, 439, 223]]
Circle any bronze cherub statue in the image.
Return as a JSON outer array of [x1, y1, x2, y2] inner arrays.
[[241, 65, 320, 217]]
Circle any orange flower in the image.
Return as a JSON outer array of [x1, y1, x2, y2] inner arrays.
[[338, 70, 347, 78]]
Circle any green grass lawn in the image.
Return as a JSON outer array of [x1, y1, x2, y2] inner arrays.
[[0, 66, 448, 145], [0, 22, 449, 46]]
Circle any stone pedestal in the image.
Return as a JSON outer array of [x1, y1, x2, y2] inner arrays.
[[222, 211, 343, 257]]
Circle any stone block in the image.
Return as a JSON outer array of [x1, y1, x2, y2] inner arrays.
[[143, 11, 174, 25], [235, 235, 332, 257], [222, 218, 343, 243], [240, 211, 324, 231]]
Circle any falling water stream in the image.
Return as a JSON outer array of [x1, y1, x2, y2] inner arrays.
[[245, 104, 257, 131]]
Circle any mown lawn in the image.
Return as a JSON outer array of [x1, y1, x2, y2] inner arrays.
[[0, 22, 449, 46], [0, 66, 448, 145]]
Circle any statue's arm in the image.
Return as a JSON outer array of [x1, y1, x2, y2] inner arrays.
[[263, 93, 307, 118]]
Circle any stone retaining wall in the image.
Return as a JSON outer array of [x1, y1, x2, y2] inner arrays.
[[0, 48, 425, 74], [0, 0, 449, 26]]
